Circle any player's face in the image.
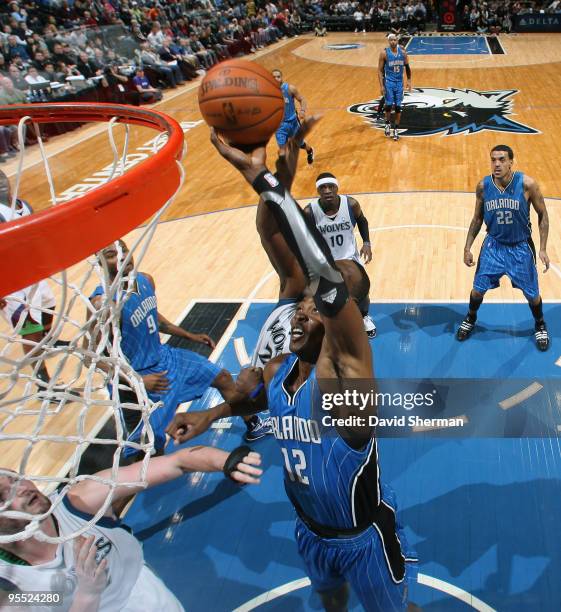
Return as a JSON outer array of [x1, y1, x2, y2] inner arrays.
[[0, 474, 51, 535], [318, 182, 338, 206], [388, 35, 398, 49], [100, 241, 134, 278], [272, 70, 282, 84], [289, 297, 325, 361], [490, 151, 513, 180]]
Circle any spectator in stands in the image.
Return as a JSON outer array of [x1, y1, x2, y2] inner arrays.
[[159, 37, 197, 80], [133, 67, 162, 103], [6, 34, 29, 62], [77, 51, 99, 78], [139, 40, 183, 88], [0, 75, 26, 104], [148, 21, 166, 48], [7, 64, 27, 90], [24, 65, 48, 85], [188, 32, 217, 68]]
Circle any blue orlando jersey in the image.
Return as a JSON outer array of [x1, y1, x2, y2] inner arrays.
[[281, 82, 297, 122], [268, 354, 382, 531], [92, 273, 161, 372], [384, 46, 405, 84], [483, 172, 530, 244]]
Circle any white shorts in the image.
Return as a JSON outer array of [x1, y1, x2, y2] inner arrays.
[[1, 280, 55, 333], [123, 565, 184, 612], [251, 300, 297, 368]]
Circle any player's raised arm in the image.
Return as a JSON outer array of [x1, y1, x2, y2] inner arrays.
[[464, 180, 485, 267], [526, 175, 550, 271], [68, 445, 263, 514]]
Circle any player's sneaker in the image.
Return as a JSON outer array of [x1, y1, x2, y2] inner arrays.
[[244, 416, 272, 441], [307, 147, 314, 165], [363, 314, 377, 339], [393, 129, 399, 141], [384, 123, 391, 137], [456, 316, 475, 341], [534, 321, 549, 351]]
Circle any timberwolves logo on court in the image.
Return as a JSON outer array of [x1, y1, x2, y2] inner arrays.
[[348, 88, 538, 137], [325, 43, 365, 50]]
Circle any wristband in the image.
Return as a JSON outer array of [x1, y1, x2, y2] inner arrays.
[[249, 382, 264, 399], [223, 445, 252, 480], [252, 169, 284, 197]]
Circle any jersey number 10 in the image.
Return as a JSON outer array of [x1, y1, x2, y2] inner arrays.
[[329, 235, 344, 248]]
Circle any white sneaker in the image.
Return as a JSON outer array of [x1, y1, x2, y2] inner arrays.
[[363, 315, 377, 339]]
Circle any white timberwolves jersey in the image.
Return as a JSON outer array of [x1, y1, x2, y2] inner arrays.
[[309, 195, 360, 263], [0, 199, 33, 223], [0, 495, 183, 611]]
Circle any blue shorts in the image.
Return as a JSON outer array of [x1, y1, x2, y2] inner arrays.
[[295, 489, 418, 610], [275, 116, 303, 147], [473, 234, 539, 300], [385, 82, 403, 108], [126, 345, 221, 454]]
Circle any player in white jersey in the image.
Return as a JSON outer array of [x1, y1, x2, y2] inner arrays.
[[0, 445, 262, 611], [0, 172, 65, 390], [305, 172, 376, 338]]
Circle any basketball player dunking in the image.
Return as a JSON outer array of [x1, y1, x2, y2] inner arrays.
[[167, 120, 376, 441], [272, 69, 314, 165], [305, 172, 376, 338], [378, 33, 411, 141], [169, 119, 418, 610], [457, 145, 550, 350]]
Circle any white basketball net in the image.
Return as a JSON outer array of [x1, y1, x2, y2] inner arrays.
[[0, 114, 184, 543]]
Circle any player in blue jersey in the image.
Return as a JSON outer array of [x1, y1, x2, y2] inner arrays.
[[378, 33, 411, 141], [168, 121, 418, 610], [457, 145, 550, 351], [272, 69, 314, 165], [91, 241, 261, 457]]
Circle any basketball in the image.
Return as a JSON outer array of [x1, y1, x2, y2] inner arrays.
[[198, 59, 284, 145]]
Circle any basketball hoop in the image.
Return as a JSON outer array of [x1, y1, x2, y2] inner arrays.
[[0, 103, 184, 296], [0, 103, 185, 543]]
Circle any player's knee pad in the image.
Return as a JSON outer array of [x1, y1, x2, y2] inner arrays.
[[313, 275, 349, 318], [394, 106, 402, 113]]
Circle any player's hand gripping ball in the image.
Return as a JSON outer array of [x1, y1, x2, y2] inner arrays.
[[198, 59, 284, 146]]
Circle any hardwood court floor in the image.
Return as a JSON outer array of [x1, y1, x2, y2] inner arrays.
[[2, 32, 561, 480]]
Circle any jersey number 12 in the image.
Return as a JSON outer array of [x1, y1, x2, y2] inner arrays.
[[281, 448, 309, 485]]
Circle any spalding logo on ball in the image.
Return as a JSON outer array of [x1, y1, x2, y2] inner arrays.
[[198, 59, 284, 145]]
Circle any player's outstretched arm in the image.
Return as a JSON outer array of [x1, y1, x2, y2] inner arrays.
[[526, 175, 550, 271], [67, 446, 262, 515], [464, 180, 485, 267], [166, 358, 287, 443]]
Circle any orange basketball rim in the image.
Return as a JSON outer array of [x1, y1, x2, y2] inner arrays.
[[0, 103, 185, 296]]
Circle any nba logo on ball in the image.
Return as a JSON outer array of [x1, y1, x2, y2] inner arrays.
[[198, 60, 284, 145]]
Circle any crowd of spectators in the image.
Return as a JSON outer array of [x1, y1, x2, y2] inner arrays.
[[459, 0, 561, 33], [0, 1, 303, 128]]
